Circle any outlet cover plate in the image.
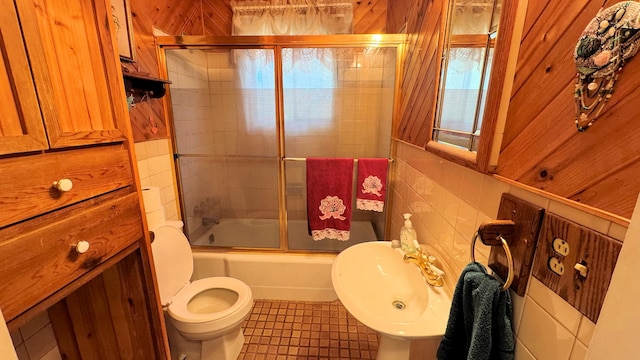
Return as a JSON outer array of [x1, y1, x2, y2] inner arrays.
[[532, 213, 622, 322]]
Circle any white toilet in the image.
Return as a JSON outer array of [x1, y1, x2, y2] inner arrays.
[[151, 224, 254, 360]]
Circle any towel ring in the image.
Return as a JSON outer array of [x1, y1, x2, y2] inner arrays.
[[470, 231, 514, 291]]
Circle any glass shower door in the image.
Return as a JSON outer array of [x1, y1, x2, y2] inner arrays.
[[166, 47, 280, 248], [283, 47, 397, 251]]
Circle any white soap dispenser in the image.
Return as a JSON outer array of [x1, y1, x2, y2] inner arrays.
[[400, 213, 418, 253]]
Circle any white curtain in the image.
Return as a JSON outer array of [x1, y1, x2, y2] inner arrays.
[[448, 0, 498, 74], [231, 0, 353, 36], [230, 0, 353, 134]]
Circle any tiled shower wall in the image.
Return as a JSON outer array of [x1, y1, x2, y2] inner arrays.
[[391, 141, 627, 360]]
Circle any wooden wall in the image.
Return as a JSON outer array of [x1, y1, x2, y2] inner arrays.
[[497, 0, 640, 219], [391, 0, 640, 220], [127, 0, 388, 142], [391, 0, 444, 145], [127, 0, 639, 218]]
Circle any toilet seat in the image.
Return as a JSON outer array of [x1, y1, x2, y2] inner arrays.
[[168, 277, 253, 324]]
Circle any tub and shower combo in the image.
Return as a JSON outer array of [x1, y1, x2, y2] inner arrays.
[[159, 34, 404, 297]]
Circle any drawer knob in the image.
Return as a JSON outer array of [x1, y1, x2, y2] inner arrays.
[[52, 179, 73, 192], [75, 240, 90, 254]]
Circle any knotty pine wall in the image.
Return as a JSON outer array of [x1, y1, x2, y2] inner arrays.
[[497, 0, 640, 219], [127, 0, 388, 142], [391, 0, 640, 220], [127, 0, 638, 219]]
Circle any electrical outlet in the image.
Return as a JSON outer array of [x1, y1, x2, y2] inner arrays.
[[548, 257, 565, 275], [552, 237, 570, 256]]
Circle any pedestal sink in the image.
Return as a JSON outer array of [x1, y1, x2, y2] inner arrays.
[[331, 241, 451, 360]]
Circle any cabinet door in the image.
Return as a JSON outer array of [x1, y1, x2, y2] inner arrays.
[[0, 0, 49, 155], [16, 0, 129, 148]]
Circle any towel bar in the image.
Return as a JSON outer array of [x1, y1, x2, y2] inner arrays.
[[470, 231, 514, 291], [282, 157, 394, 163]]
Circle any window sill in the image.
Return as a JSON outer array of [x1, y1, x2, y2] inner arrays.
[[425, 140, 483, 172]]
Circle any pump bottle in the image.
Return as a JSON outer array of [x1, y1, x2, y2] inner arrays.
[[400, 213, 418, 253]]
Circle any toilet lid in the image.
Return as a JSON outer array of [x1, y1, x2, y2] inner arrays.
[[151, 225, 194, 306]]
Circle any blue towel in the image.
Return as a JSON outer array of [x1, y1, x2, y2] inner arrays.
[[437, 262, 515, 360]]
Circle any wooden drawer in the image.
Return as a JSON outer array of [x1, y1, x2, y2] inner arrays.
[[0, 144, 133, 228], [0, 192, 143, 322]]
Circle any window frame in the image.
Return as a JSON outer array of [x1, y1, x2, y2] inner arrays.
[[427, 0, 523, 173]]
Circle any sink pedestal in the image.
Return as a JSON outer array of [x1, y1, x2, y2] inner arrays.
[[377, 335, 410, 360]]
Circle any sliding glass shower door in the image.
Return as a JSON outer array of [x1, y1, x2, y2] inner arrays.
[[166, 47, 280, 248], [161, 35, 404, 252]]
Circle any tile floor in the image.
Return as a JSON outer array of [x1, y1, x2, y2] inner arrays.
[[238, 299, 379, 360]]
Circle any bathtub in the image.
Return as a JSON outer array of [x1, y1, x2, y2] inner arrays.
[[192, 251, 340, 301], [190, 218, 378, 252], [189, 218, 379, 300]]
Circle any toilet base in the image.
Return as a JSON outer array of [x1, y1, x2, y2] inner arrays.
[[201, 327, 245, 360], [165, 314, 245, 360]]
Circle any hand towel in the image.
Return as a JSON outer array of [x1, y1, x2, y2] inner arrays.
[[437, 262, 515, 360], [356, 158, 388, 212], [306, 158, 354, 241]]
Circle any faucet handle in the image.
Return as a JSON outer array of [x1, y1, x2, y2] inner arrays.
[[427, 255, 437, 264]]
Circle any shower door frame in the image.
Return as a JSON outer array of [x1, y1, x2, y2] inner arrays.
[[156, 34, 407, 252]]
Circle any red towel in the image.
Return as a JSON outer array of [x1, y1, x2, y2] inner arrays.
[[356, 158, 388, 212], [306, 158, 354, 241]]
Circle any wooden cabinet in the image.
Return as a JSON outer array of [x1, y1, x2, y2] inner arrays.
[[0, 0, 48, 155], [0, 0, 129, 156], [0, 0, 169, 358], [0, 192, 143, 322]]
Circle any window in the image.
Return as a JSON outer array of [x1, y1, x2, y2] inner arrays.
[[434, 0, 500, 152]]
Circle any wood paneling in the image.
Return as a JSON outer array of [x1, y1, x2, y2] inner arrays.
[[387, 0, 637, 218], [497, 0, 640, 218], [127, 0, 387, 142], [50, 251, 157, 359], [393, 0, 445, 146]]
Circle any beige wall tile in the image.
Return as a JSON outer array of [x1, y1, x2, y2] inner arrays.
[[515, 339, 535, 360], [518, 298, 575, 360], [547, 201, 610, 235], [24, 324, 57, 360], [511, 292, 526, 334], [576, 317, 596, 346], [459, 167, 484, 208], [569, 340, 587, 360], [509, 187, 550, 210], [527, 278, 582, 335], [479, 176, 511, 218], [607, 221, 628, 242]]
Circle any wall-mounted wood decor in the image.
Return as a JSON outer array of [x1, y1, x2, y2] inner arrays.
[[532, 213, 622, 322], [479, 193, 545, 297]]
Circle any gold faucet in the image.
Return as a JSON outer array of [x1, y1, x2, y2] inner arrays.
[[403, 246, 445, 287]]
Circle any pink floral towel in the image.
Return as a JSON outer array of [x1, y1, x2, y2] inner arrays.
[[356, 158, 388, 212], [306, 158, 354, 241]]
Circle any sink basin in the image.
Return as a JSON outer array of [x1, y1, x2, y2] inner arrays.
[[331, 241, 452, 359]]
